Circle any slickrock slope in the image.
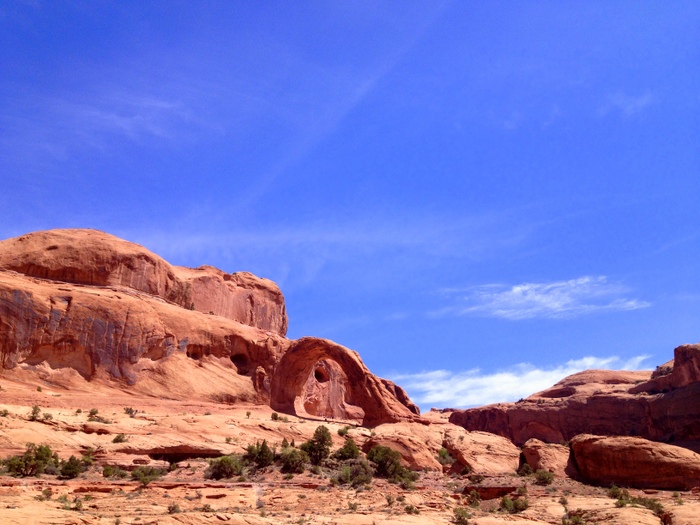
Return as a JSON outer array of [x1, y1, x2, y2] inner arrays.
[[568, 434, 700, 490], [0, 229, 418, 426], [449, 344, 700, 450]]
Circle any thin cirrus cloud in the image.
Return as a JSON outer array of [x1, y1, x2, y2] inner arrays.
[[390, 354, 651, 410], [432, 276, 650, 320]]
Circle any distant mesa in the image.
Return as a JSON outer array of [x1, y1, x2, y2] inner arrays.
[[0, 228, 418, 426]]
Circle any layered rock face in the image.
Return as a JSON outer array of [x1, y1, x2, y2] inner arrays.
[[449, 347, 700, 450], [0, 229, 287, 335], [568, 434, 700, 490], [0, 229, 419, 426]]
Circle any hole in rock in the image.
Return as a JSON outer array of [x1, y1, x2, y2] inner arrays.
[[314, 366, 330, 383], [230, 354, 250, 375], [186, 347, 203, 360]]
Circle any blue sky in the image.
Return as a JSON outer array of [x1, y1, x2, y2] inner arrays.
[[2, 1, 699, 411]]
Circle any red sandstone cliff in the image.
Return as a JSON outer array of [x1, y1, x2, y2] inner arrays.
[[0, 229, 418, 426]]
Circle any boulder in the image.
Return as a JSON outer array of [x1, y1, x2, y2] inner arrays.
[[361, 422, 443, 470], [442, 427, 519, 476], [568, 434, 700, 490], [521, 438, 569, 476]]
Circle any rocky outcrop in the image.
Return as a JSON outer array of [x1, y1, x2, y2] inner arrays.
[[568, 434, 700, 490], [442, 427, 519, 476], [0, 229, 419, 427], [449, 349, 700, 450], [269, 337, 419, 426], [521, 438, 568, 476], [0, 229, 287, 335]]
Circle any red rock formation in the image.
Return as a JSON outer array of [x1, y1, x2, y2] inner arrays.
[[269, 337, 419, 426], [568, 434, 700, 490], [0, 228, 419, 427], [449, 350, 700, 451], [521, 438, 569, 476], [0, 229, 287, 335]]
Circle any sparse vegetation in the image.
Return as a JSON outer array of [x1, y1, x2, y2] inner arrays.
[[3, 443, 59, 477], [438, 447, 454, 466], [336, 458, 373, 487], [517, 463, 533, 476], [103, 465, 128, 478], [338, 426, 350, 437], [112, 433, 127, 443], [332, 437, 360, 461], [206, 455, 245, 479], [131, 466, 164, 487], [244, 440, 274, 469], [453, 507, 471, 524], [60, 455, 84, 479], [499, 495, 529, 514], [280, 447, 308, 474], [535, 469, 554, 485], [367, 445, 418, 487], [29, 405, 41, 421]]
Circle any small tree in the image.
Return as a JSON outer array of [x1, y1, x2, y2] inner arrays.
[[333, 437, 360, 461], [280, 447, 308, 473], [300, 425, 332, 465], [244, 440, 274, 469], [60, 456, 83, 479]]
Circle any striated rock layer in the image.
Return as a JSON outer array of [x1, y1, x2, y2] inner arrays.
[[449, 345, 700, 451], [0, 229, 419, 426]]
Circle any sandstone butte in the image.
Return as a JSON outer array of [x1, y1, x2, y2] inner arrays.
[[1, 228, 700, 525]]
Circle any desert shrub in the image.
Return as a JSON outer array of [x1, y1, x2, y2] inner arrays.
[[4, 443, 59, 477], [131, 466, 164, 487], [123, 407, 136, 417], [280, 447, 308, 474], [453, 506, 471, 524], [300, 426, 332, 465], [112, 433, 127, 443], [0, 409, 8, 417], [332, 437, 360, 461], [244, 440, 274, 468], [207, 455, 244, 479], [607, 485, 629, 500], [367, 445, 418, 485], [336, 458, 373, 487], [466, 489, 481, 507], [29, 405, 41, 421], [499, 495, 528, 513], [338, 426, 350, 437], [535, 469, 554, 485], [167, 503, 181, 514], [404, 504, 419, 514], [438, 447, 454, 466], [102, 465, 128, 478], [60, 455, 84, 479], [517, 463, 533, 476]]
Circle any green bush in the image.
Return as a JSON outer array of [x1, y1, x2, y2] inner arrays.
[[336, 458, 373, 487], [499, 495, 528, 514], [102, 465, 128, 478], [207, 455, 245, 479], [280, 447, 308, 474], [300, 426, 332, 465], [517, 463, 532, 476], [438, 447, 454, 466], [3, 443, 59, 477], [453, 507, 471, 524], [535, 469, 554, 485], [60, 455, 83, 479], [332, 437, 360, 461], [338, 426, 350, 437], [244, 440, 274, 468], [112, 433, 127, 443], [131, 466, 164, 487], [367, 445, 418, 485]]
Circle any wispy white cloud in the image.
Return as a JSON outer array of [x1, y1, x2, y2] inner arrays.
[[390, 354, 652, 410], [432, 276, 649, 320], [598, 90, 653, 117]]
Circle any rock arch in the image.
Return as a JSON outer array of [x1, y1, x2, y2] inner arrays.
[[269, 337, 419, 427]]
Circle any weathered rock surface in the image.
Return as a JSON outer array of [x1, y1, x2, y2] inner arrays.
[[442, 427, 519, 476], [521, 438, 569, 476], [0, 229, 288, 335], [0, 229, 419, 427], [450, 346, 700, 450], [568, 434, 700, 490]]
